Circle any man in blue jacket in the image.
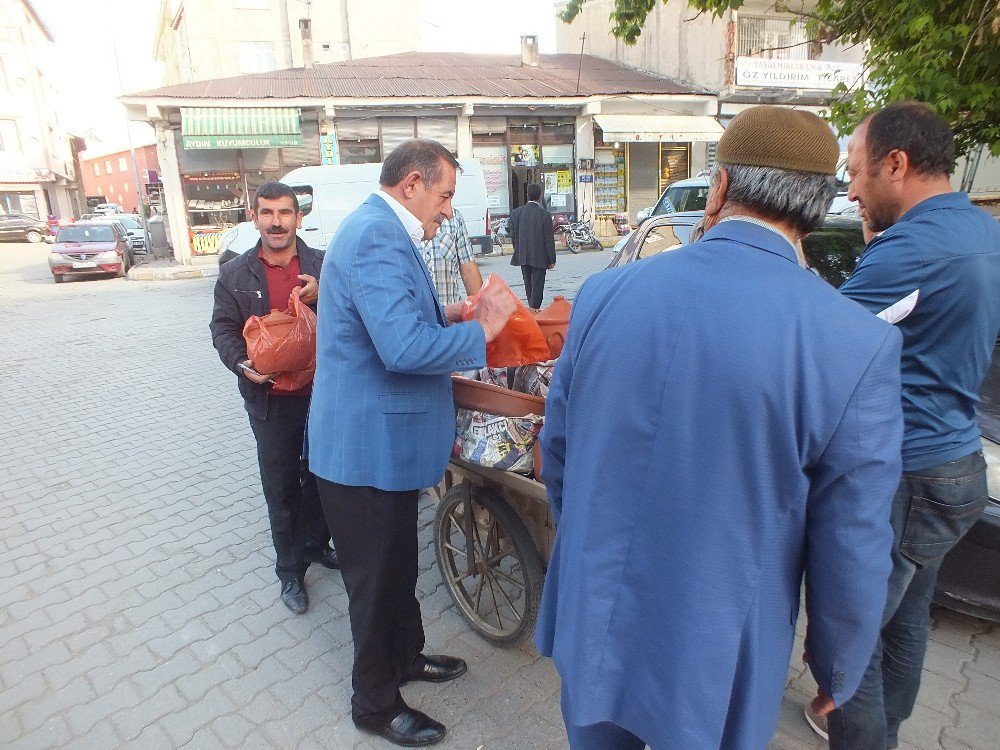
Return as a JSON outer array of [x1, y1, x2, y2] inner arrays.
[[308, 140, 515, 747], [817, 102, 1000, 750], [536, 106, 904, 749]]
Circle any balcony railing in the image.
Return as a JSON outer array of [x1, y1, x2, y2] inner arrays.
[[737, 15, 811, 60]]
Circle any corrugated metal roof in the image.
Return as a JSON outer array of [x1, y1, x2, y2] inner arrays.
[[126, 52, 712, 101]]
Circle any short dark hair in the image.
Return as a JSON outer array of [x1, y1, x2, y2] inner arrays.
[[865, 101, 955, 177], [253, 181, 299, 213], [527, 183, 543, 201], [380, 139, 461, 188]]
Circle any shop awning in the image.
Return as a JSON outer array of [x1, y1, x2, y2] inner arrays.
[[181, 107, 302, 149], [594, 115, 724, 143]]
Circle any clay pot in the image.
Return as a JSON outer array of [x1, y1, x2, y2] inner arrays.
[[532, 295, 571, 358], [452, 375, 545, 417]]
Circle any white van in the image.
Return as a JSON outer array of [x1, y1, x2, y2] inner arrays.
[[217, 159, 490, 263]]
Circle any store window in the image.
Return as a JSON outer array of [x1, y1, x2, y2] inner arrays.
[[507, 117, 575, 215], [659, 144, 691, 193], [239, 41, 276, 74], [336, 119, 380, 165], [472, 117, 509, 215], [380, 119, 416, 157]]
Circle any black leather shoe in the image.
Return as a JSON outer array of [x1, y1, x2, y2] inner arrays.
[[356, 707, 446, 747], [280, 579, 308, 614], [403, 654, 467, 684], [305, 546, 340, 570]]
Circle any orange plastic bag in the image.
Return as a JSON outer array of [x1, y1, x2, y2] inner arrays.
[[461, 274, 550, 367], [243, 290, 317, 392]]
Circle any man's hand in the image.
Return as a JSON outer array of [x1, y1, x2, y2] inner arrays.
[[474, 284, 517, 343], [811, 686, 836, 717], [443, 301, 465, 324], [548, 263, 555, 270], [297, 274, 318, 305], [241, 359, 277, 384]]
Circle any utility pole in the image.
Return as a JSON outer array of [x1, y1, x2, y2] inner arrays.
[[575, 33, 586, 94], [111, 31, 150, 251]]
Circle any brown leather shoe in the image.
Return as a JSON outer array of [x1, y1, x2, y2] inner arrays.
[[403, 654, 467, 684], [356, 706, 446, 747]]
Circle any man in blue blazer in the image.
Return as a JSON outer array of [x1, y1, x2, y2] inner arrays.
[[535, 106, 904, 749], [308, 140, 515, 747]]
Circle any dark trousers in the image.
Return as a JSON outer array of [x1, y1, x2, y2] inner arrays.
[[829, 450, 988, 750], [316, 477, 425, 727], [248, 395, 330, 584], [521, 265, 547, 309]]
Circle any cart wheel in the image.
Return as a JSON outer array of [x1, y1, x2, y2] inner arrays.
[[434, 484, 544, 647]]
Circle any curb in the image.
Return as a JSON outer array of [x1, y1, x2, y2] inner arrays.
[[128, 265, 219, 281]]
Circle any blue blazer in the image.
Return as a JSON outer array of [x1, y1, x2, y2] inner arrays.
[[308, 194, 486, 491], [536, 221, 904, 748]]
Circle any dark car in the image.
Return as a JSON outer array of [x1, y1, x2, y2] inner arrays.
[[48, 222, 132, 283], [611, 211, 1000, 621], [0, 212, 50, 243]]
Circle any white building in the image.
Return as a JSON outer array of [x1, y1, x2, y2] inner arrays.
[[0, 0, 84, 219]]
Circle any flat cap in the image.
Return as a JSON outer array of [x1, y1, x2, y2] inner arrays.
[[717, 105, 839, 175]]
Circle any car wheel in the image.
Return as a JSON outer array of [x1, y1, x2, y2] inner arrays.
[[118, 259, 127, 278], [26, 230, 42, 243], [53, 274, 65, 284]]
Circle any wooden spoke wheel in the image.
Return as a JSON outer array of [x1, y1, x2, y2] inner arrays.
[[434, 483, 544, 647]]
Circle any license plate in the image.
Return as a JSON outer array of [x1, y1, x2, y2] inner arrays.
[[72, 261, 97, 269]]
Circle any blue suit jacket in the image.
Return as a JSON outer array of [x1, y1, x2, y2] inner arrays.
[[308, 194, 486, 491], [536, 221, 904, 748]]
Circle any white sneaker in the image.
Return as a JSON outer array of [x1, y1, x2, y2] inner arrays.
[[803, 703, 829, 740]]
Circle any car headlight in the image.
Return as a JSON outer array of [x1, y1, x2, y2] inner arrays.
[[48, 253, 66, 265], [218, 227, 239, 255], [95, 250, 120, 262], [981, 437, 1000, 504]]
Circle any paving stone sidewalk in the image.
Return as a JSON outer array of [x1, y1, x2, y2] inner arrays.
[[1, 244, 997, 749]]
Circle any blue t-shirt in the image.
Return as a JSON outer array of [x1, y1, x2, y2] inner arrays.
[[839, 192, 1000, 471]]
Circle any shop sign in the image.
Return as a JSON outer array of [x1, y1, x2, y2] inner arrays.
[[0, 166, 52, 182], [183, 172, 241, 184], [735, 57, 864, 91], [474, 145, 510, 212], [182, 134, 302, 150], [578, 174, 594, 183]]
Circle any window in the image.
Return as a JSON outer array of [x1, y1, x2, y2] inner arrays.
[[92, 163, 100, 176], [239, 41, 276, 74], [104, 160, 112, 175], [0, 119, 19, 152], [636, 223, 695, 260], [737, 15, 811, 60], [118, 157, 128, 172], [123, 182, 129, 193]]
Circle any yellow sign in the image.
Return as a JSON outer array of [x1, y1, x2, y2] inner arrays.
[[556, 170, 572, 191]]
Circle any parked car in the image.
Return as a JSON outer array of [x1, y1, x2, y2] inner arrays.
[[0, 213, 50, 243], [89, 213, 148, 256], [48, 222, 131, 282], [93, 202, 123, 215], [610, 211, 1000, 621]]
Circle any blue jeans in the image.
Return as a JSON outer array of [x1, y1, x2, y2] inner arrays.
[[828, 451, 987, 750]]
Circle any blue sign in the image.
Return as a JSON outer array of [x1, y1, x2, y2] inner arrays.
[[578, 174, 594, 183]]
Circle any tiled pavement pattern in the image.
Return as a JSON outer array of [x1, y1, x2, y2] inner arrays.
[[1, 243, 997, 749]]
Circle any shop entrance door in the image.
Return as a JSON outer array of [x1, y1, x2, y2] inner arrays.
[[510, 166, 540, 210]]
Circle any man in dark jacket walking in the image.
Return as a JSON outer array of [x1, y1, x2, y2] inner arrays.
[[209, 181, 338, 615], [509, 182, 556, 309]]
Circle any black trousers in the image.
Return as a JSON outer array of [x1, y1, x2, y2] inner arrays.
[[248, 395, 330, 583], [316, 478, 425, 727], [521, 265, 547, 309]]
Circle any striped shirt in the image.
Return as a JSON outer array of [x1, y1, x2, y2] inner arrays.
[[421, 209, 475, 305]]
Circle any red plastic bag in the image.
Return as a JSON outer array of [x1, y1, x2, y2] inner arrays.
[[461, 274, 550, 367], [243, 290, 317, 392]]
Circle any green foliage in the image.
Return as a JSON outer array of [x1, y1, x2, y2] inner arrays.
[[558, 0, 1000, 156]]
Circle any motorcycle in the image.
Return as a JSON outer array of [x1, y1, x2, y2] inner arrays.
[[564, 219, 602, 254]]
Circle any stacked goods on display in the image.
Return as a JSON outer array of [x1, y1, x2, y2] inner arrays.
[[594, 150, 625, 216]]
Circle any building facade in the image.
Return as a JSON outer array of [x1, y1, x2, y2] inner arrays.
[[79, 144, 162, 215], [153, 0, 421, 86], [0, 0, 83, 219], [123, 42, 722, 263]]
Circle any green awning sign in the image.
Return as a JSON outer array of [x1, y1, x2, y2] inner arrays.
[[181, 107, 302, 150]]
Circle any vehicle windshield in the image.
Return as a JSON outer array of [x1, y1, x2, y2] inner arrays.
[[800, 219, 866, 288], [57, 226, 115, 243], [112, 216, 140, 229], [653, 183, 710, 215]]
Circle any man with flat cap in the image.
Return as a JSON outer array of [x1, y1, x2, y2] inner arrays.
[[534, 105, 904, 749]]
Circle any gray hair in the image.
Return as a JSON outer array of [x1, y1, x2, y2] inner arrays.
[[380, 139, 461, 189], [711, 163, 838, 234]]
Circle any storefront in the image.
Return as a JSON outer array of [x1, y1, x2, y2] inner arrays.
[[177, 107, 320, 254], [469, 115, 577, 221], [592, 115, 724, 225]]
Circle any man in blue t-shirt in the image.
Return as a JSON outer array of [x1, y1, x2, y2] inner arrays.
[[815, 102, 1000, 749]]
